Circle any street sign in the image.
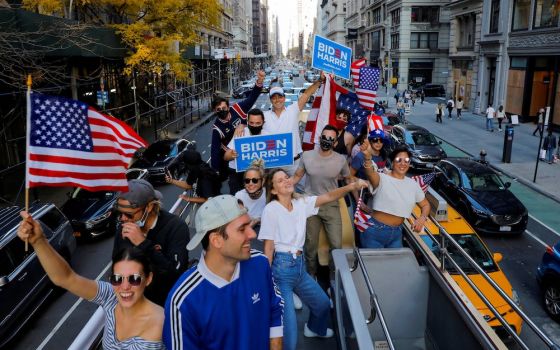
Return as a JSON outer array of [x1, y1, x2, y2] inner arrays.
[[96, 91, 108, 106], [233, 133, 293, 172], [311, 35, 352, 80]]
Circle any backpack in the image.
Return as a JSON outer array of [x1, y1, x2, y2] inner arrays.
[[447, 101, 453, 108]]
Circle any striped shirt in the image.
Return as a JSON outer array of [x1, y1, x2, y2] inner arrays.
[[90, 281, 165, 350]]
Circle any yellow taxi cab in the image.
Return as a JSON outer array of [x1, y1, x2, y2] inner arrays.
[[407, 191, 522, 339]]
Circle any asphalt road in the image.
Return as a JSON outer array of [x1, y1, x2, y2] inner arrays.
[[8, 71, 560, 349]]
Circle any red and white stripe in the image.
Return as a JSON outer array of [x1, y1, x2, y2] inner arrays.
[[351, 58, 366, 90], [354, 195, 373, 233], [302, 83, 324, 150], [27, 106, 147, 192]]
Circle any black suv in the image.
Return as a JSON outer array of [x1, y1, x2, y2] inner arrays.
[[0, 203, 76, 347], [131, 138, 194, 183]]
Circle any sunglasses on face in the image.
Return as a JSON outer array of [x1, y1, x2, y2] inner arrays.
[[394, 157, 411, 164], [116, 208, 143, 220], [244, 178, 261, 184], [320, 135, 335, 142], [110, 273, 144, 286], [369, 138, 383, 143]]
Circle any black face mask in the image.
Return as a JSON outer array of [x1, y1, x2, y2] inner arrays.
[[320, 139, 334, 151], [215, 109, 229, 120], [248, 125, 263, 135]]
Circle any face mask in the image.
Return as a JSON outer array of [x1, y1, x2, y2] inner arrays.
[[135, 207, 150, 228], [335, 120, 347, 131], [248, 125, 263, 135], [320, 138, 334, 151], [216, 109, 229, 120]]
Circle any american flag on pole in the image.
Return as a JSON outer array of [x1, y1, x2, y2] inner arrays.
[[354, 191, 373, 233], [26, 93, 147, 192], [351, 59, 380, 110], [302, 83, 324, 151], [411, 172, 437, 193], [351, 59, 366, 89]]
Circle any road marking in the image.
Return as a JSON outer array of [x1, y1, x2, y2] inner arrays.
[[529, 213, 560, 239], [36, 261, 112, 350], [525, 229, 549, 248]]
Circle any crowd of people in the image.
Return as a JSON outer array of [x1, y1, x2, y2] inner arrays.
[[17, 69, 431, 350]]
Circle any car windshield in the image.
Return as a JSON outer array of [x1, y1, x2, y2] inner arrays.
[[421, 234, 498, 274], [412, 132, 439, 146], [464, 172, 505, 191], [143, 142, 175, 161]]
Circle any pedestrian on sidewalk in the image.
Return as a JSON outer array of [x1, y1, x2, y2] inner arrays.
[[496, 105, 506, 131], [456, 97, 464, 119], [436, 103, 443, 123], [533, 108, 545, 136], [446, 97, 455, 119], [397, 99, 406, 123], [543, 131, 557, 164], [411, 92, 417, 106], [420, 90, 425, 104], [485, 104, 495, 132], [394, 91, 400, 105]]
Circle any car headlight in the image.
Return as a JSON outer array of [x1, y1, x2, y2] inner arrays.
[[85, 210, 112, 229], [471, 206, 490, 217], [512, 290, 521, 307]]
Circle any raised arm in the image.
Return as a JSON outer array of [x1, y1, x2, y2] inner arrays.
[[17, 211, 98, 301], [298, 72, 325, 111], [315, 179, 368, 207], [360, 147, 381, 189]]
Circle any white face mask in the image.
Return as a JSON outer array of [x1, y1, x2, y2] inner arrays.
[[135, 207, 150, 228]]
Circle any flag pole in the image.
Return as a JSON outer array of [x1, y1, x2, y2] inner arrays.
[[25, 74, 32, 252]]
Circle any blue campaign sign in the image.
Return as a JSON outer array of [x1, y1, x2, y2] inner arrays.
[[311, 35, 352, 80], [233, 133, 293, 172]]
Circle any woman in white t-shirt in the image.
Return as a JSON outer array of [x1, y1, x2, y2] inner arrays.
[[360, 145, 431, 248], [235, 160, 266, 226], [260, 168, 367, 350]]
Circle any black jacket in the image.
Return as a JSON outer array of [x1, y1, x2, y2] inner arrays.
[[113, 210, 189, 306]]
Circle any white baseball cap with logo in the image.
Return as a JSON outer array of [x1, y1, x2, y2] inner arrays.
[[187, 195, 248, 250], [269, 86, 285, 97]]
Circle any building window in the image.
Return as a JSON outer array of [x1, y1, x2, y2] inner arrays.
[[411, 7, 439, 23], [534, 0, 559, 28], [510, 57, 528, 69], [373, 7, 381, 24], [391, 9, 400, 26], [391, 33, 400, 49], [512, 0, 531, 30], [489, 0, 500, 33], [410, 32, 438, 49]]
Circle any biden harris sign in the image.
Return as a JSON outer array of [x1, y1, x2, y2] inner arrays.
[[233, 133, 293, 172], [311, 35, 352, 80]]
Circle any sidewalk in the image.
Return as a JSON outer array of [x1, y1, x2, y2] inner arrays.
[[376, 88, 560, 202]]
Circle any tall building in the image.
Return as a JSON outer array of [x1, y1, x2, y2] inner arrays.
[[232, 0, 253, 54], [252, 0, 269, 55], [447, 0, 483, 111], [318, 0, 347, 43]]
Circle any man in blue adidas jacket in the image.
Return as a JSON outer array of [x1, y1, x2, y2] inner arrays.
[[163, 195, 283, 350], [211, 71, 265, 194]]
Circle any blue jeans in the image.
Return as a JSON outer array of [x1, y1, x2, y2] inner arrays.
[[486, 118, 494, 131], [361, 216, 403, 248], [272, 252, 331, 350], [547, 147, 555, 163]]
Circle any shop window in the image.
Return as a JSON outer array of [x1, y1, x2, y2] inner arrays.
[[411, 7, 439, 23], [410, 32, 438, 49], [533, 0, 559, 28], [512, 0, 531, 30]]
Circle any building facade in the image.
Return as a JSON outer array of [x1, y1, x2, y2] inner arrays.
[[448, 0, 483, 110]]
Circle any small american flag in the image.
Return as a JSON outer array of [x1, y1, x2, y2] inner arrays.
[[351, 59, 366, 89], [412, 172, 437, 193], [354, 191, 373, 233], [26, 93, 147, 192], [356, 66, 380, 110]]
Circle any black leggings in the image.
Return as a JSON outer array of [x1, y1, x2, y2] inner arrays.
[[498, 118, 503, 129]]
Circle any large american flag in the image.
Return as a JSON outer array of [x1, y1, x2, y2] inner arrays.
[[26, 93, 147, 191], [351, 59, 380, 110], [411, 172, 437, 193]]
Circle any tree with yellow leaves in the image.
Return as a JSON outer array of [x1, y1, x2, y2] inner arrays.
[[22, 0, 221, 80]]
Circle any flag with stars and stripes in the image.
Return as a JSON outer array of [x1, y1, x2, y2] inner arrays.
[[26, 93, 147, 191], [356, 66, 380, 110], [351, 58, 366, 90], [411, 172, 437, 193], [354, 190, 373, 233]]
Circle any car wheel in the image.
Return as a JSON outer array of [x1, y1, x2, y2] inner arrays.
[[543, 281, 560, 322]]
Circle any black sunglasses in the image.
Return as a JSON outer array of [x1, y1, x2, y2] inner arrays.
[[320, 135, 335, 142], [244, 178, 261, 184], [369, 138, 383, 143], [116, 208, 143, 219], [110, 273, 144, 286]]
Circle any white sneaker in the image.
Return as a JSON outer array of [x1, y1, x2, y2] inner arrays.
[[304, 323, 334, 338], [293, 293, 303, 310]]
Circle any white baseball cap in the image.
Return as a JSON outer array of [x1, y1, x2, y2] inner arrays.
[[269, 86, 285, 97], [187, 195, 247, 250]]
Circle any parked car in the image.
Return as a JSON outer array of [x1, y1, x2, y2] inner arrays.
[[0, 203, 76, 348], [282, 81, 294, 93], [410, 197, 522, 338], [386, 124, 447, 169], [422, 83, 446, 97], [232, 86, 251, 99], [130, 138, 194, 184], [61, 168, 148, 241], [432, 158, 528, 235], [537, 242, 560, 322]]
